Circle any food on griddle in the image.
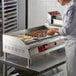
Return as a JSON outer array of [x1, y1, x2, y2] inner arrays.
[[26, 30, 47, 37], [15, 35, 36, 41], [15, 30, 47, 41]]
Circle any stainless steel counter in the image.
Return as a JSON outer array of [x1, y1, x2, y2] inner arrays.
[[0, 49, 66, 76]]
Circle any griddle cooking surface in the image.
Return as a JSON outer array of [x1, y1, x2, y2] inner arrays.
[[26, 30, 47, 38]]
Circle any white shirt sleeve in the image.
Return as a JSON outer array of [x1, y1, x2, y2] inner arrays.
[[59, 5, 75, 36]]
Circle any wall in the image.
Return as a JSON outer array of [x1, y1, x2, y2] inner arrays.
[[28, 0, 65, 28], [18, 0, 65, 29]]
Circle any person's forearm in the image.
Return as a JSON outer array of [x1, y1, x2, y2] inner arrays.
[[47, 28, 59, 35], [55, 28, 59, 34]]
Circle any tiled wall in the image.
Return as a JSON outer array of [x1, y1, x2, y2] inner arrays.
[[28, 0, 65, 28]]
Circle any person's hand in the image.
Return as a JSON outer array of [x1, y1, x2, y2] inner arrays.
[[47, 28, 59, 35]]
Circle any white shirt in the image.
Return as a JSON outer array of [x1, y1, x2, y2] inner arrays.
[[59, 1, 76, 40]]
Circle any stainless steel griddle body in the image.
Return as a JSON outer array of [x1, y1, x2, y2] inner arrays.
[[3, 25, 65, 66]]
